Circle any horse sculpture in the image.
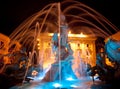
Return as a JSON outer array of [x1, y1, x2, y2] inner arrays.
[[88, 38, 120, 83], [105, 38, 120, 63]]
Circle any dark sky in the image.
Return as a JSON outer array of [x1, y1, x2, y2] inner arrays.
[[0, 0, 120, 36]]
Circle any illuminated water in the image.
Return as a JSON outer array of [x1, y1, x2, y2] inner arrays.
[[10, 77, 95, 89], [8, 0, 119, 88]]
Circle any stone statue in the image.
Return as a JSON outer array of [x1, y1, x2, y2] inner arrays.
[[42, 15, 77, 82]]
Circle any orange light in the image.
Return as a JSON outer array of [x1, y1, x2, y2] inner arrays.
[[48, 32, 87, 38], [79, 32, 87, 37], [68, 31, 71, 34], [37, 38, 40, 41], [37, 43, 40, 46]]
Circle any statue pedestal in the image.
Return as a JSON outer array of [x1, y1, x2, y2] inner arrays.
[[42, 55, 77, 82]]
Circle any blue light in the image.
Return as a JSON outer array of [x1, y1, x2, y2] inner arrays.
[[70, 84, 78, 88], [53, 83, 62, 88], [66, 77, 74, 81]]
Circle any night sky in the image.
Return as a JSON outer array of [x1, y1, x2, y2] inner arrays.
[[0, 0, 120, 36]]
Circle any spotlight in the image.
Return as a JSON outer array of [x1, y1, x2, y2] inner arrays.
[[71, 84, 78, 88], [66, 77, 74, 81], [53, 83, 62, 88]]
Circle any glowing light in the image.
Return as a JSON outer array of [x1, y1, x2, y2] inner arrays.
[[68, 33, 87, 37], [48, 33, 87, 38], [66, 77, 74, 81], [68, 31, 71, 34], [71, 84, 78, 88], [79, 32, 87, 37], [37, 38, 40, 41], [48, 33, 58, 36], [37, 43, 40, 46], [32, 70, 38, 77], [38, 47, 40, 49], [90, 74, 99, 80], [53, 83, 62, 88]]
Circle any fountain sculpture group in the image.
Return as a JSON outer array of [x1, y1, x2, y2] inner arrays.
[[0, 0, 120, 89]]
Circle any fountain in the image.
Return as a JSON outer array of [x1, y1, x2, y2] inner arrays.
[[2, 0, 119, 89]]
